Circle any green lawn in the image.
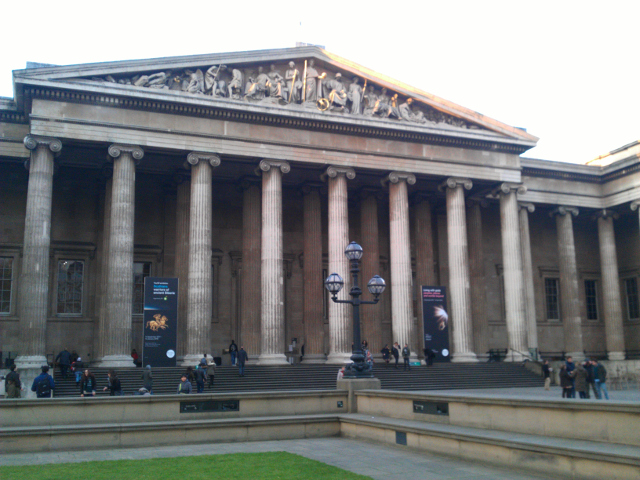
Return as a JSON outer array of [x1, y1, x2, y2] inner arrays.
[[0, 451, 373, 480]]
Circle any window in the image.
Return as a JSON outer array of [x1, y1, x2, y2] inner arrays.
[[584, 280, 598, 320], [0, 257, 13, 314], [626, 278, 639, 320], [133, 262, 151, 314], [545, 278, 560, 320], [56, 260, 84, 315]]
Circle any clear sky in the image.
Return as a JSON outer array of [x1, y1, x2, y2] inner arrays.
[[1, 1, 637, 164]]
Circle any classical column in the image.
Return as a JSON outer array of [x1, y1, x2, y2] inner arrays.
[[100, 144, 143, 367], [384, 172, 417, 359], [519, 202, 538, 356], [360, 189, 382, 356], [302, 185, 325, 362], [175, 175, 190, 360], [467, 200, 489, 359], [181, 153, 219, 365], [257, 160, 290, 365], [495, 183, 529, 361], [596, 210, 625, 360], [95, 170, 113, 363], [15, 135, 61, 369], [240, 178, 262, 360], [324, 166, 356, 364], [551, 206, 584, 361], [441, 177, 477, 362]]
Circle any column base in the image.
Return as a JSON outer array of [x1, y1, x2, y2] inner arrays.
[[565, 351, 586, 362], [503, 349, 531, 362], [257, 353, 289, 365], [14, 355, 49, 370], [180, 354, 206, 367], [97, 355, 136, 368], [607, 351, 625, 361], [301, 353, 327, 364], [475, 353, 490, 362], [451, 352, 479, 363], [326, 352, 353, 364]]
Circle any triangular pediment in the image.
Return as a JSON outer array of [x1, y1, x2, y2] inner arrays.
[[11, 47, 537, 147]]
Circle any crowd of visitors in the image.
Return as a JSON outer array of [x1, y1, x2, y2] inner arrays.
[[558, 357, 609, 400]]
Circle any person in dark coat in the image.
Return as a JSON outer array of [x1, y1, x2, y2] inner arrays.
[[542, 360, 552, 391], [194, 365, 206, 393], [4, 364, 22, 398], [80, 369, 97, 397], [177, 374, 192, 394], [584, 360, 599, 399], [237, 346, 248, 377], [31, 365, 55, 398], [381, 345, 391, 366], [593, 359, 609, 400], [565, 356, 576, 398], [559, 365, 573, 399], [206, 359, 216, 389], [103, 370, 122, 396], [229, 340, 238, 366], [142, 365, 153, 394], [55, 348, 71, 378], [574, 363, 588, 398], [392, 342, 400, 369], [402, 344, 411, 371]]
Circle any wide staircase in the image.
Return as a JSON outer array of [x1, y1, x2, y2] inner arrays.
[[53, 362, 542, 397]]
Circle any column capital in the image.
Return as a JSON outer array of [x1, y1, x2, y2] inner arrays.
[[256, 159, 290, 176], [518, 202, 535, 213], [321, 165, 355, 181], [630, 200, 640, 211], [24, 135, 62, 153], [187, 152, 221, 168], [550, 206, 579, 218], [438, 177, 472, 192], [108, 144, 144, 163], [594, 209, 620, 220], [381, 171, 416, 187], [492, 182, 527, 197]]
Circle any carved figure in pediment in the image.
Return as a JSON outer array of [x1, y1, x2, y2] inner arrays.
[[323, 73, 348, 111], [245, 66, 270, 100], [285, 62, 303, 103], [399, 98, 431, 124], [267, 64, 285, 100], [304, 59, 319, 102], [228, 69, 244, 99], [205, 65, 227, 98], [184, 69, 204, 94], [347, 77, 363, 115], [363, 85, 378, 117]]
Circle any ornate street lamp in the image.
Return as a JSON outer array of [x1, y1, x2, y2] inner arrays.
[[324, 241, 386, 378]]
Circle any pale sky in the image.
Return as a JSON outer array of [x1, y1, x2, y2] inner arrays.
[[1, 1, 638, 164]]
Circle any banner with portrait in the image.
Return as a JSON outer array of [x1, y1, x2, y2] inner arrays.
[[421, 286, 451, 363]]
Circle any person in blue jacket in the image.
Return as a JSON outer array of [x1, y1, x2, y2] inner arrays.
[[31, 365, 55, 398]]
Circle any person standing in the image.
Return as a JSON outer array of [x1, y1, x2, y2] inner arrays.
[[584, 359, 599, 399], [4, 364, 22, 398], [574, 362, 588, 399], [206, 358, 216, 389], [200, 354, 208, 368], [103, 370, 122, 396], [392, 342, 400, 369], [565, 356, 576, 398], [237, 346, 248, 377], [177, 374, 192, 394], [542, 360, 552, 391], [381, 345, 391, 367], [559, 365, 572, 399], [80, 369, 97, 397], [194, 365, 206, 393], [229, 340, 238, 366], [593, 359, 609, 400], [142, 365, 153, 394], [31, 365, 55, 398], [337, 367, 345, 381], [55, 347, 71, 379], [402, 344, 411, 371]]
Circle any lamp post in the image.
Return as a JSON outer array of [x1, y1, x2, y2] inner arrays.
[[325, 241, 386, 378]]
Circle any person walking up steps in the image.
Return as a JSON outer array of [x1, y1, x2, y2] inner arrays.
[[237, 346, 248, 377], [392, 342, 400, 369], [402, 344, 411, 371], [229, 340, 238, 366], [207, 357, 216, 389]]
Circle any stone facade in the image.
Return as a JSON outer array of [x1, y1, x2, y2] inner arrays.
[[1, 47, 639, 369]]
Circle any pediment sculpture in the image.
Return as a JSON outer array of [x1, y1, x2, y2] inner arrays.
[[93, 59, 480, 130]]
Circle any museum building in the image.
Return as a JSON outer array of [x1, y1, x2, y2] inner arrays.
[[0, 46, 638, 369]]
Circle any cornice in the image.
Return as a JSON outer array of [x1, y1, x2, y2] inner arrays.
[[20, 84, 532, 155]]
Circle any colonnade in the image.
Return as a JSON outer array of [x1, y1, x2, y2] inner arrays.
[[13, 137, 631, 368]]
